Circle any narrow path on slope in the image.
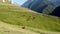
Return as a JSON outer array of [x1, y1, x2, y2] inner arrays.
[[0, 21, 40, 34], [0, 21, 60, 34], [26, 27, 60, 34]]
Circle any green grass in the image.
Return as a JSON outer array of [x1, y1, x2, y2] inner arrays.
[[0, 2, 60, 32]]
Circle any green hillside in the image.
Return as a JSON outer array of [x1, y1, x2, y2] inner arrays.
[[0, 2, 60, 34]]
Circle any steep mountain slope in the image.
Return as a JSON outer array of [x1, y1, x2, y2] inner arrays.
[[49, 0, 60, 6], [0, 2, 60, 34], [42, 4, 56, 14], [50, 6, 60, 17], [42, 5, 60, 17], [0, 3, 60, 31], [22, 0, 50, 12], [22, 0, 60, 17]]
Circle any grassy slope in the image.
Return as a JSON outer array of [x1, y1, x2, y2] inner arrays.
[[0, 2, 60, 32]]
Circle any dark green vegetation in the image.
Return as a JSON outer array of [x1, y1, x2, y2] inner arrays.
[[0, 2, 60, 32]]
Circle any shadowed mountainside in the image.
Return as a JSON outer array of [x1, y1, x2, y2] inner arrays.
[[22, 0, 60, 17], [50, 6, 60, 17]]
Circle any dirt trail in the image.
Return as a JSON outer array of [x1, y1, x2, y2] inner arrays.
[[0, 21, 40, 34], [26, 27, 60, 34], [0, 21, 60, 34]]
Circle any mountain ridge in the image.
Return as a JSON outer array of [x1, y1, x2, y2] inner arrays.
[[22, 0, 60, 17]]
